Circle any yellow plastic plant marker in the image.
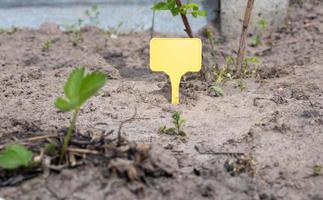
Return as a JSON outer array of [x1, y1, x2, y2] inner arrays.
[[150, 38, 202, 104]]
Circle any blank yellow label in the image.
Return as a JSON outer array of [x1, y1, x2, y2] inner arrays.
[[150, 38, 202, 104]]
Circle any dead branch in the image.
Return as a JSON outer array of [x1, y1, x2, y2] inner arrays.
[[117, 108, 137, 146], [195, 145, 245, 156], [236, 0, 255, 74], [197, 151, 245, 156], [67, 147, 99, 155], [23, 134, 60, 142]]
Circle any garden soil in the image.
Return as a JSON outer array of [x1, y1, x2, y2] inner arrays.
[[1, 0, 323, 199]]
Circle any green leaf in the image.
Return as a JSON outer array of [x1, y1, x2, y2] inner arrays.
[[0, 144, 33, 170], [55, 97, 76, 112], [251, 36, 262, 47], [55, 67, 107, 112], [170, 7, 180, 16], [152, 2, 169, 10], [64, 67, 85, 101], [79, 72, 107, 105], [197, 10, 207, 16], [258, 18, 268, 30], [211, 86, 224, 97], [185, 3, 199, 10], [167, 0, 176, 9], [45, 143, 58, 156], [244, 56, 260, 64], [92, 4, 98, 12], [167, 0, 174, 4]]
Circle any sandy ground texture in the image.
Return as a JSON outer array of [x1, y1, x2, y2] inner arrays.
[[0, 0, 323, 199]]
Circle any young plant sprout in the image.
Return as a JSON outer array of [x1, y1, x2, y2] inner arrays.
[[252, 17, 268, 47], [63, 4, 101, 46], [313, 165, 322, 176], [172, 111, 186, 136], [159, 111, 186, 136], [84, 4, 101, 26], [42, 39, 53, 51], [55, 67, 107, 163]]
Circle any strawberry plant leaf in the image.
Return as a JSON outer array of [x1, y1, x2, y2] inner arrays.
[[0, 144, 33, 170], [54, 97, 76, 112], [55, 67, 107, 112], [55, 67, 107, 163], [79, 72, 107, 105], [64, 67, 85, 100]]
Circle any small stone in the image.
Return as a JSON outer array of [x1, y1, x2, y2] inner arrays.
[[39, 23, 61, 35]]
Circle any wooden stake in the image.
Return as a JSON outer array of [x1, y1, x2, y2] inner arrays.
[[175, 0, 194, 38], [236, 0, 255, 74]]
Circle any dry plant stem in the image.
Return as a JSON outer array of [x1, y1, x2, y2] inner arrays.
[[24, 134, 60, 142], [67, 147, 99, 155], [198, 151, 245, 156], [59, 108, 80, 163], [117, 108, 137, 146], [236, 0, 255, 74], [175, 0, 194, 38]]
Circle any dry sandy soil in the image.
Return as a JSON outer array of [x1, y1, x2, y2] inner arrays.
[[0, 0, 323, 199]]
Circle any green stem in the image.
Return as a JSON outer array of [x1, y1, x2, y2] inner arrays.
[[59, 108, 79, 163]]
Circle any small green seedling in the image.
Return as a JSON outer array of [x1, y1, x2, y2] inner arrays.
[[258, 17, 268, 30], [104, 22, 124, 38], [159, 111, 186, 136], [313, 165, 322, 176], [0, 27, 18, 35], [45, 143, 59, 157], [0, 144, 33, 170], [64, 3, 100, 31], [236, 79, 246, 92], [252, 17, 268, 47], [84, 4, 100, 26], [172, 111, 186, 136], [42, 39, 53, 51], [63, 4, 100, 46], [152, 0, 206, 18], [205, 28, 219, 69], [212, 55, 235, 85], [251, 36, 262, 47], [63, 20, 83, 46], [210, 85, 224, 97], [242, 56, 260, 77], [55, 67, 107, 163], [211, 55, 259, 94], [214, 66, 232, 85]]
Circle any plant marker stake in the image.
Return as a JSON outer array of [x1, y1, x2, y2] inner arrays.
[[150, 38, 202, 104]]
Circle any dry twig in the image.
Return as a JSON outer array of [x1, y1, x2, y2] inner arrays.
[[67, 147, 100, 155], [236, 0, 255, 74], [117, 108, 138, 146]]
